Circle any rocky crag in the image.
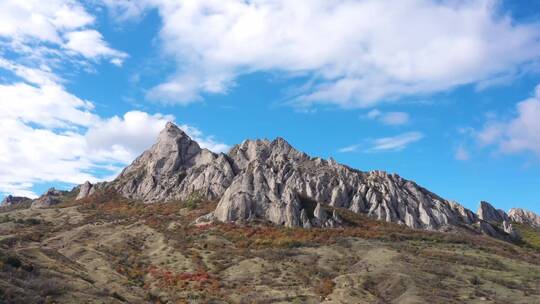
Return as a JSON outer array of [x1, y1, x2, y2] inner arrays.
[[0, 195, 31, 207], [24, 122, 537, 241]]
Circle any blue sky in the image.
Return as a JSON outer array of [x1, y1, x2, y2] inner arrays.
[[0, 0, 539, 214]]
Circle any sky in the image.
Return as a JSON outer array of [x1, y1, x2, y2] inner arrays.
[[0, 0, 539, 214]]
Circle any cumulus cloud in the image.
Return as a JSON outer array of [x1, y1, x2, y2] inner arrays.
[[478, 84, 540, 156], [0, 90, 228, 197], [0, 0, 228, 198], [64, 30, 128, 64], [366, 109, 410, 125], [0, 0, 126, 66], [104, 0, 540, 107]]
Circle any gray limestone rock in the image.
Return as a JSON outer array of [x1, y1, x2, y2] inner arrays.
[[509, 208, 540, 228], [112, 122, 235, 203], [76, 181, 95, 200], [66, 122, 533, 243], [214, 137, 480, 230], [477, 201, 509, 223], [31, 188, 65, 209], [478, 221, 499, 238]]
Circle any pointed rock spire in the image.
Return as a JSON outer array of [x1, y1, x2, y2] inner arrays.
[[477, 201, 509, 223]]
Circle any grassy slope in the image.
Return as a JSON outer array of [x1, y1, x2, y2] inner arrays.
[[0, 193, 539, 303], [514, 223, 540, 250]]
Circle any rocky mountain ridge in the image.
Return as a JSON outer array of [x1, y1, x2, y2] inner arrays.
[[8, 123, 539, 242]]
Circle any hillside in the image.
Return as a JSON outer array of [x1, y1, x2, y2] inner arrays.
[[1, 194, 539, 303]]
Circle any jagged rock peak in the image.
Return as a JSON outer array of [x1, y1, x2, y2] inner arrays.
[[477, 201, 509, 223], [112, 122, 235, 203], [31, 188, 64, 209], [509, 208, 540, 228], [1, 195, 31, 206], [215, 135, 480, 230]]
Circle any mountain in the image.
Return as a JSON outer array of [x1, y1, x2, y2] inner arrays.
[[2, 122, 540, 303], [75, 122, 530, 241]]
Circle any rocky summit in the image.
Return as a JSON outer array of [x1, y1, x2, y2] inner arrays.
[[75, 122, 531, 241], [111, 122, 235, 203]]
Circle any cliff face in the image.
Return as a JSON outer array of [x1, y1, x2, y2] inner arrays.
[[73, 122, 532, 241]]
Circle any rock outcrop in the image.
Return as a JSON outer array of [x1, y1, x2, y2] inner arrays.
[[1, 195, 31, 206], [214, 137, 479, 229], [478, 201, 509, 223], [112, 122, 235, 203], [31, 188, 65, 209], [509, 208, 540, 228], [76, 181, 95, 200], [65, 122, 534, 241]]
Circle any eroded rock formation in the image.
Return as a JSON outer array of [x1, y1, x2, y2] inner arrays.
[[66, 122, 534, 241], [31, 188, 65, 209], [509, 208, 540, 228]]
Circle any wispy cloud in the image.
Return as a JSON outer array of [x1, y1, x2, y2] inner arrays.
[[366, 109, 410, 125], [339, 132, 423, 153], [455, 146, 471, 161], [369, 132, 424, 152], [338, 144, 361, 153]]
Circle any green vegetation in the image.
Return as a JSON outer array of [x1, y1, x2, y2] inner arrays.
[[514, 223, 540, 250]]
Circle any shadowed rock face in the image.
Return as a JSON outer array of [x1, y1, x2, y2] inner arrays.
[[478, 201, 509, 223], [1, 195, 31, 206], [509, 208, 540, 228]]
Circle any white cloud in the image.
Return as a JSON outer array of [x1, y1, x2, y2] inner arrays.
[[365, 109, 410, 125], [339, 131, 423, 153], [64, 30, 127, 64], [177, 124, 231, 153], [0, 76, 227, 198], [0, 0, 94, 43], [370, 132, 424, 152], [0, 87, 229, 197], [0, 82, 97, 129], [478, 84, 540, 156], [338, 144, 361, 153], [104, 0, 540, 107], [0, 0, 126, 66]]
